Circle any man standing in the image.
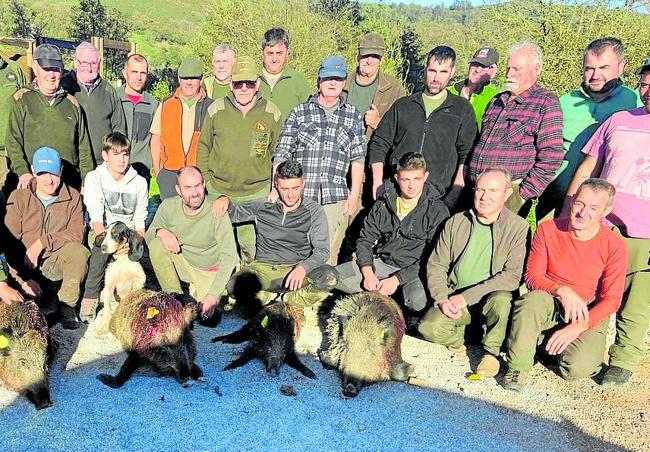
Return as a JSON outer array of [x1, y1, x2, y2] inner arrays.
[[448, 47, 500, 131], [203, 44, 235, 100], [62, 42, 126, 162], [563, 60, 650, 386], [468, 41, 563, 217], [539, 38, 641, 217], [4, 147, 89, 329], [504, 179, 627, 392], [150, 56, 213, 199], [0, 49, 27, 193], [272, 56, 366, 265], [368, 46, 476, 208], [147, 166, 238, 322], [197, 56, 281, 264], [6, 44, 94, 190], [419, 168, 529, 378], [117, 53, 159, 178], [258, 28, 311, 122]]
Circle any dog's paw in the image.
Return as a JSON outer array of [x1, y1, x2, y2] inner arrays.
[[97, 374, 121, 388]]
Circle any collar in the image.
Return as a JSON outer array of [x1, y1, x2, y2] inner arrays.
[[453, 79, 486, 96], [172, 86, 207, 102], [579, 78, 623, 103]]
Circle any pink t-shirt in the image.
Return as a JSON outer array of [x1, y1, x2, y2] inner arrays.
[[582, 107, 650, 238]]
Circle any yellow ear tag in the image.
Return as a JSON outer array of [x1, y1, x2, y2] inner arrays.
[[0, 335, 10, 349], [467, 373, 482, 382], [146, 307, 160, 320], [379, 329, 386, 341], [261, 315, 269, 329]]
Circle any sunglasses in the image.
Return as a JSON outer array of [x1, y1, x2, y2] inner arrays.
[[233, 80, 257, 89]]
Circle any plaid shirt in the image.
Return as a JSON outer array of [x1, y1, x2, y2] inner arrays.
[[468, 83, 563, 200], [272, 95, 366, 204]]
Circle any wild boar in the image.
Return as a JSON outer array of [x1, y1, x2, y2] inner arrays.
[[318, 292, 414, 397], [0, 301, 52, 409], [97, 289, 202, 388], [212, 301, 315, 379]]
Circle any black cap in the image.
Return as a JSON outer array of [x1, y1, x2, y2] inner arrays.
[[33, 44, 63, 72], [469, 47, 499, 67]]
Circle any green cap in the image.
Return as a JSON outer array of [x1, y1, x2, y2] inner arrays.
[[231, 56, 259, 82], [358, 33, 385, 57], [178, 56, 203, 78]]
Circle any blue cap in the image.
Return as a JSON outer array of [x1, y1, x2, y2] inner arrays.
[[318, 55, 347, 79], [32, 147, 62, 175]]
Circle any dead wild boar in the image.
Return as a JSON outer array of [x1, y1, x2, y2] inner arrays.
[[97, 289, 202, 388], [318, 292, 414, 397], [212, 301, 316, 379], [0, 301, 52, 409]]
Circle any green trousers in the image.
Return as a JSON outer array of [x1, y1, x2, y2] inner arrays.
[[40, 242, 90, 307], [417, 291, 513, 356], [506, 290, 608, 379]]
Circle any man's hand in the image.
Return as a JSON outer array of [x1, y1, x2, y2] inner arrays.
[[18, 173, 34, 189], [0, 281, 24, 305], [92, 222, 106, 238], [267, 187, 279, 203], [361, 266, 380, 291], [24, 239, 43, 269], [364, 104, 381, 130], [377, 276, 400, 296], [343, 194, 359, 217], [285, 265, 307, 291], [211, 196, 230, 218], [156, 228, 181, 254], [200, 294, 219, 320], [372, 178, 384, 201], [554, 285, 589, 324], [21, 279, 42, 298], [546, 322, 588, 355], [438, 294, 467, 320]]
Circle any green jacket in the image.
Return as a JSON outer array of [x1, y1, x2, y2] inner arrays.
[[448, 80, 499, 132], [203, 76, 231, 100], [6, 88, 94, 189], [426, 208, 529, 305], [259, 67, 311, 123], [0, 54, 27, 151], [117, 86, 159, 169], [197, 94, 281, 197]]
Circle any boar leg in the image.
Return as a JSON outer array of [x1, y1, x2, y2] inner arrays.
[[286, 351, 316, 379], [97, 353, 140, 388], [185, 331, 203, 380], [390, 361, 415, 382], [46, 340, 57, 365], [223, 347, 256, 371], [211, 324, 253, 344]]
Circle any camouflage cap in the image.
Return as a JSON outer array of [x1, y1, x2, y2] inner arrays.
[[358, 33, 385, 57], [178, 56, 203, 78], [231, 56, 259, 82]]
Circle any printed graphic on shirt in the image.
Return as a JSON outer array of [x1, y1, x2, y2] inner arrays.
[[104, 190, 138, 217], [251, 121, 270, 158]]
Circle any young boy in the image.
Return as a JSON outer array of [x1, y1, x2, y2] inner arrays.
[[80, 132, 148, 322]]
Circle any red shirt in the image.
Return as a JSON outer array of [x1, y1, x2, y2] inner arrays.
[[525, 219, 627, 328]]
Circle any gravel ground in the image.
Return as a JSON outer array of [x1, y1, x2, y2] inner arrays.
[[0, 299, 647, 452]]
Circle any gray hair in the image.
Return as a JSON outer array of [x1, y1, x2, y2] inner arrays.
[[477, 167, 512, 187], [75, 41, 99, 57], [508, 41, 543, 69], [584, 37, 624, 60], [213, 44, 235, 59], [261, 28, 290, 50], [576, 178, 616, 207]]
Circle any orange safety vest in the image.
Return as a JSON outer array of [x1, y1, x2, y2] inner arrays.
[[159, 88, 211, 171]]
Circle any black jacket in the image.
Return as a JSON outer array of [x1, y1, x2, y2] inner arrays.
[[356, 182, 450, 284], [368, 92, 477, 191]]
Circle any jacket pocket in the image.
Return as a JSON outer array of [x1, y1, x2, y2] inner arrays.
[[132, 111, 153, 142]]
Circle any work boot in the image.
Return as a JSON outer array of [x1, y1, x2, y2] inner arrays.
[[600, 366, 632, 387], [476, 353, 500, 378], [503, 368, 528, 392], [446, 343, 466, 354], [58, 304, 79, 330], [79, 298, 98, 323]]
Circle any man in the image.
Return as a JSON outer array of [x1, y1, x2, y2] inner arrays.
[[203, 44, 236, 100], [62, 42, 126, 162], [562, 60, 650, 386], [343, 33, 406, 138], [504, 179, 627, 392], [368, 46, 477, 209], [448, 47, 500, 131], [335, 153, 449, 317], [150, 56, 213, 200], [146, 166, 238, 321], [214, 160, 337, 308], [539, 38, 641, 217], [468, 41, 563, 217], [117, 53, 159, 178], [197, 56, 281, 264], [258, 28, 311, 122], [419, 168, 529, 378], [272, 55, 366, 265], [0, 49, 27, 193], [4, 147, 89, 329], [6, 44, 94, 190]]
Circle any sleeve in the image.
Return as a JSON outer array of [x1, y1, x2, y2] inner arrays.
[[355, 202, 385, 270], [523, 222, 558, 292], [149, 103, 163, 136], [426, 216, 456, 303], [40, 190, 85, 252], [77, 108, 96, 182], [145, 199, 170, 245], [133, 178, 149, 231], [299, 205, 329, 273], [348, 109, 367, 163], [3, 192, 29, 283], [580, 117, 611, 162], [207, 216, 239, 297], [227, 198, 264, 224], [519, 96, 564, 200], [110, 86, 127, 136], [5, 98, 30, 176], [455, 102, 478, 164], [368, 101, 398, 165], [272, 107, 299, 165], [587, 236, 628, 329], [196, 112, 214, 175], [82, 170, 105, 225]]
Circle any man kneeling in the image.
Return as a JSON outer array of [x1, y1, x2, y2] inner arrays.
[[503, 179, 627, 391]]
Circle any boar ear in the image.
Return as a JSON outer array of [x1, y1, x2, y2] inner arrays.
[[380, 320, 396, 343], [184, 303, 198, 325]]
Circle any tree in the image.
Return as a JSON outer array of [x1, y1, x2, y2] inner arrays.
[[8, 0, 42, 38]]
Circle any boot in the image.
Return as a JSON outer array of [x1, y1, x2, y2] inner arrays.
[[58, 304, 79, 330]]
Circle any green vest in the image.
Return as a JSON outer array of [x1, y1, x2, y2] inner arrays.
[[258, 67, 311, 124], [448, 80, 499, 131], [0, 55, 27, 150]]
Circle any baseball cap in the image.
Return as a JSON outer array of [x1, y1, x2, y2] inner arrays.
[[231, 56, 259, 82], [33, 44, 63, 72], [635, 57, 650, 75], [358, 33, 385, 57], [469, 47, 499, 67], [178, 56, 203, 78], [32, 147, 62, 175], [318, 56, 347, 79]]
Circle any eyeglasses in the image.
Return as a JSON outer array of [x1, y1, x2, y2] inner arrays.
[[232, 80, 257, 89], [75, 58, 100, 69]]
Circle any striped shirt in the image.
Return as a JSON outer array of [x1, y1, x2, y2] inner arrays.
[[272, 95, 366, 204], [468, 83, 563, 200]]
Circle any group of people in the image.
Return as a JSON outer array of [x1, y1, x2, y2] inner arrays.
[[0, 28, 648, 392]]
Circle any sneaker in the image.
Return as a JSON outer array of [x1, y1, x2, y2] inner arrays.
[[600, 366, 632, 387], [79, 298, 98, 324], [503, 368, 528, 392], [58, 304, 79, 330], [476, 353, 500, 378]]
